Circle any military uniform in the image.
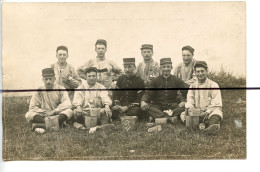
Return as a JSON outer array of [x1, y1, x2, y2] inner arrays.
[[141, 58, 187, 119], [113, 58, 145, 118]]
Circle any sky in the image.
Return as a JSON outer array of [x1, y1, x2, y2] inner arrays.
[[2, 2, 246, 90]]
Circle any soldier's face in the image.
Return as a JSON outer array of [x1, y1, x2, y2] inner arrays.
[[124, 64, 135, 77], [182, 50, 193, 65], [42, 76, 56, 89], [56, 50, 68, 64], [195, 67, 208, 82], [160, 64, 172, 76], [95, 44, 107, 58], [141, 49, 153, 61], [86, 71, 97, 86]]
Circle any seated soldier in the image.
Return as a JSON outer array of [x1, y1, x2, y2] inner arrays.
[[72, 67, 112, 129], [112, 58, 145, 119], [25, 68, 73, 134], [180, 61, 223, 134], [141, 58, 187, 123]]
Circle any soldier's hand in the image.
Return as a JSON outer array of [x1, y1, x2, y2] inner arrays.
[[46, 110, 56, 116], [76, 106, 83, 116], [112, 105, 120, 111], [179, 101, 185, 107], [141, 101, 149, 110], [104, 105, 112, 117]]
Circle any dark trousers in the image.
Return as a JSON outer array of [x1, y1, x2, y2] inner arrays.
[[147, 103, 185, 118]]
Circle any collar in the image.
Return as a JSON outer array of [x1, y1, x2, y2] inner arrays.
[[160, 74, 173, 80], [198, 78, 208, 85], [96, 56, 105, 61]]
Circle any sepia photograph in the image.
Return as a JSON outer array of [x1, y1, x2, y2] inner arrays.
[[2, 2, 246, 161]]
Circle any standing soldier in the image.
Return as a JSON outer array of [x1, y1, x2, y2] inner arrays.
[[180, 61, 223, 134], [112, 58, 145, 119], [51, 45, 81, 101], [174, 45, 197, 86], [77, 39, 122, 89], [136, 44, 160, 87], [141, 58, 187, 123]]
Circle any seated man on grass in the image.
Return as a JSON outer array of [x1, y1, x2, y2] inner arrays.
[[25, 68, 73, 134], [180, 61, 223, 134], [72, 67, 112, 129], [112, 58, 145, 120], [141, 58, 187, 123]]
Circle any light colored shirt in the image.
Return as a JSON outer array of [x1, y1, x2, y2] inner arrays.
[[136, 59, 160, 86], [77, 58, 122, 88], [73, 81, 112, 109], [174, 60, 197, 85], [28, 84, 72, 114], [185, 78, 222, 114], [51, 63, 81, 89]]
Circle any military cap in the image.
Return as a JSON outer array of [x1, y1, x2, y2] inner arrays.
[[85, 67, 98, 74], [95, 39, 107, 47], [42, 68, 55, 77], [160, 58, 172, 65], [194, 61, 208, 69], [182, 45, 195, 54], [56, 45, 68, 53], [140, 44, 153, 50], [123, 58, 135, 65]]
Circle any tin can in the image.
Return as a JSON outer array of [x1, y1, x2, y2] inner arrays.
[[45, 116, 60, 132], [120, 116, 138, 132], [148, 125, 162, 133], [155, 118, 168, 125], [84, 116, 98, 129]]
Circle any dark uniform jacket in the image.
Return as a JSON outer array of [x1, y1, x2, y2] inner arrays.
[[113, 74, 145, 106], [141, 74, 187, 106]]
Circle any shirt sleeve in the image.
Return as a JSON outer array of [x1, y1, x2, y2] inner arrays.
[[68, 66, 82, 88], [177, 77, 188, 102], [29, 92, 46, 113], [113, 77, 122, 104], [185, 85, 195, 109], [72, 84, 85, 107], [54, 88, 72, 113], [77, 59, 94, 79], [134, 78, 145, 104], [206, 83, 222, 114], [110, 60, 123, 80], [141, 78, 156, 103], [99, 85, 112, 106]]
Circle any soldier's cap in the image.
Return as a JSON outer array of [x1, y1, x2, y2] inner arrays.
[[56, 45, 68, 52], [160, 58, 172, 65], [123, 58, 135, 65], [182, 45, 195, 54], [85, 67, 108, 74], [140, 44, 153, 50], [42, 68, 55, 77], [95, 39, 107, 47], [194, 61, 208, 69]]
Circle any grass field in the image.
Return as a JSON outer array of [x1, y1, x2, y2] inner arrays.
[[2, 88, 246, 160]]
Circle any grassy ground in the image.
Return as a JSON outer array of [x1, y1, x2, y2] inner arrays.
[[2, 88, 246, 160]]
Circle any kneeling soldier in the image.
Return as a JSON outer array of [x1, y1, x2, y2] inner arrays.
[[112, 58, 145, 119], [180, 61, 223, 134], [72, 67, 112, 129], [25, 68, 73, 133]]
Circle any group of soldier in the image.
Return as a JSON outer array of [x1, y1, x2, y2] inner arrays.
[[25, 39, 223, 135]]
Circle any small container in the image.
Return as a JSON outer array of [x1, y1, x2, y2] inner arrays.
[[84, 116, 98, 129], [100, 110, 110, 125], [148, 125, 162, 133], [155, 118, 168, 125], [120, 116, 138, 131], [45, 116, 60, 132]]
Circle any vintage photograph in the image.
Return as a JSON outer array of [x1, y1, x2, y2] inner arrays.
[[2, 2, 246, 160]]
